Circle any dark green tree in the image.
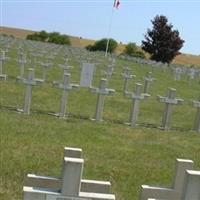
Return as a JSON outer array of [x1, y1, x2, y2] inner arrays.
[[142, 15, 184, 63], [38, 30, 49, 41], [86, 38, 118, 53]]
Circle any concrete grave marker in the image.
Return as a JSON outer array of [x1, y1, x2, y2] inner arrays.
[[53, 73, 79, 118], [121, 67, 136, 93], [23, 147, 115, 200], [17, 53, 27, 81], [173, 67, 182, 81], [143, 72, 155, 94], [0, 50, 9, 80], [125, 83, 149, 127], [157, 88, 183, 130], [104, 65, 114, 81], [181, 170, 200, 200], [192, 96, 200, 132], [90, 79, 115, 122], [80, 62, 95, 87], [39, 61, 53, 81], [140, 158, 194, 200], [18, 68, 43, 115]]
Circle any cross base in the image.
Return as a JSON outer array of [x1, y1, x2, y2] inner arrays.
[[90, 118, 104, 123], [0, 74, 7, 80], [124, 122, 139, 128], [49, 112, 68, 119]]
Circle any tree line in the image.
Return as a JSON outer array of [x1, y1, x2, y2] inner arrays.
[[26, 15, 184, 63], [26, 31, 71, 45]]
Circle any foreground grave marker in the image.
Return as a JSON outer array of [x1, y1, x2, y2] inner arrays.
[[157, 88, 183, 130], [90, 79, 115, 122], [53, 73, 79, 118], [140, 158, 194, 200], [23, 147, 115, 200]]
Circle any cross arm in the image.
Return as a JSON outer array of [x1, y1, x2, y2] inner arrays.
[[25, 174, 112, 194], [90, 88, 115, 95], [156, 95, 166, 103], [193, 100, 200, 108], [140, 185, 180, 200]]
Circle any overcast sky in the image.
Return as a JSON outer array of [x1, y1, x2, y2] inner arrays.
[[1, 0, 200, 55]]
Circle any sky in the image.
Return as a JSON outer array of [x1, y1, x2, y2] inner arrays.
[[1, 0, 200, 55]]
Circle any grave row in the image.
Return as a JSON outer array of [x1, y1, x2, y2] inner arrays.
[[1, 36, 200, 132], [120, 53, 200, 81], [23, 147, 200, 200], [1, 66, 200, 133], [1, 34, 200, 84]]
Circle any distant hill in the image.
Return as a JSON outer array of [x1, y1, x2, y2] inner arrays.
[[1, 26, 200, 66]]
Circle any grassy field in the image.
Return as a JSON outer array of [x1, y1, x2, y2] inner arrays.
[[1, 38, 200, 200]]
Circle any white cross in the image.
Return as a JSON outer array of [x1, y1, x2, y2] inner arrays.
[[23, 147, 115, 200], [19, 68, 43, 115], [157, 88, 183, 130], [90, 79, 115, 122], [140, 158, 194, 200], [53, 73, 79, 118], [125, 83, 149, 127]]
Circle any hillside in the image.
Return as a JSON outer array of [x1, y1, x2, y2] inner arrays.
[[1, 36, 200, 200], [1, 26, 200, 66]]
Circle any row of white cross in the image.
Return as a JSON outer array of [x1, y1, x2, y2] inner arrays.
[[1, 63, 200, 132], [5, 67, 200, 133], [1, 48, 200, 132], [23, 147, 200, 200]]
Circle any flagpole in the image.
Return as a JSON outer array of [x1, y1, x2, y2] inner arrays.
[[105, 5, 115, 57]]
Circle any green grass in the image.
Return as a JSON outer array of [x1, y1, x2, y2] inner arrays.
[[1, 40, 200, 200]]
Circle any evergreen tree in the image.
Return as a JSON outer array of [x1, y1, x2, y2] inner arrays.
[[142, 15, 184, 63]]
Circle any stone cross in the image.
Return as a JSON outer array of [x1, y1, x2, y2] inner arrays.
[[157, 88, 183, 130], [187, 68, 195, 80], [53, 73, 79, 118], [173, 67, 182, 81], [192, 96, 200, 132], [181, 170, 200, 200], [140, 158, 194, 200], [0, 50, 9, 80], [104, 65, 115, 81], [19, 68, 43, 115], [23, 147, 115, 200], [125, 83, 149, 127], [143, 72, 155, 94], [90, 79, 115, 122], [17, 53, 27, 81], [30, 53, 40, 69], [39, 61, 53, 81], [59, 63, 73, 75], [121, 67, 136, 93]]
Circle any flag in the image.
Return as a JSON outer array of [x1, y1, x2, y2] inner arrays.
[[113, 0, 120, 9]]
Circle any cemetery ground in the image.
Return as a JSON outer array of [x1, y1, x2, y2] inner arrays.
[[1, 42, 200, 200]]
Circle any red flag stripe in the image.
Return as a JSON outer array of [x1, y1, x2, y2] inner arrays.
[[114, 0, 120, 9]]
